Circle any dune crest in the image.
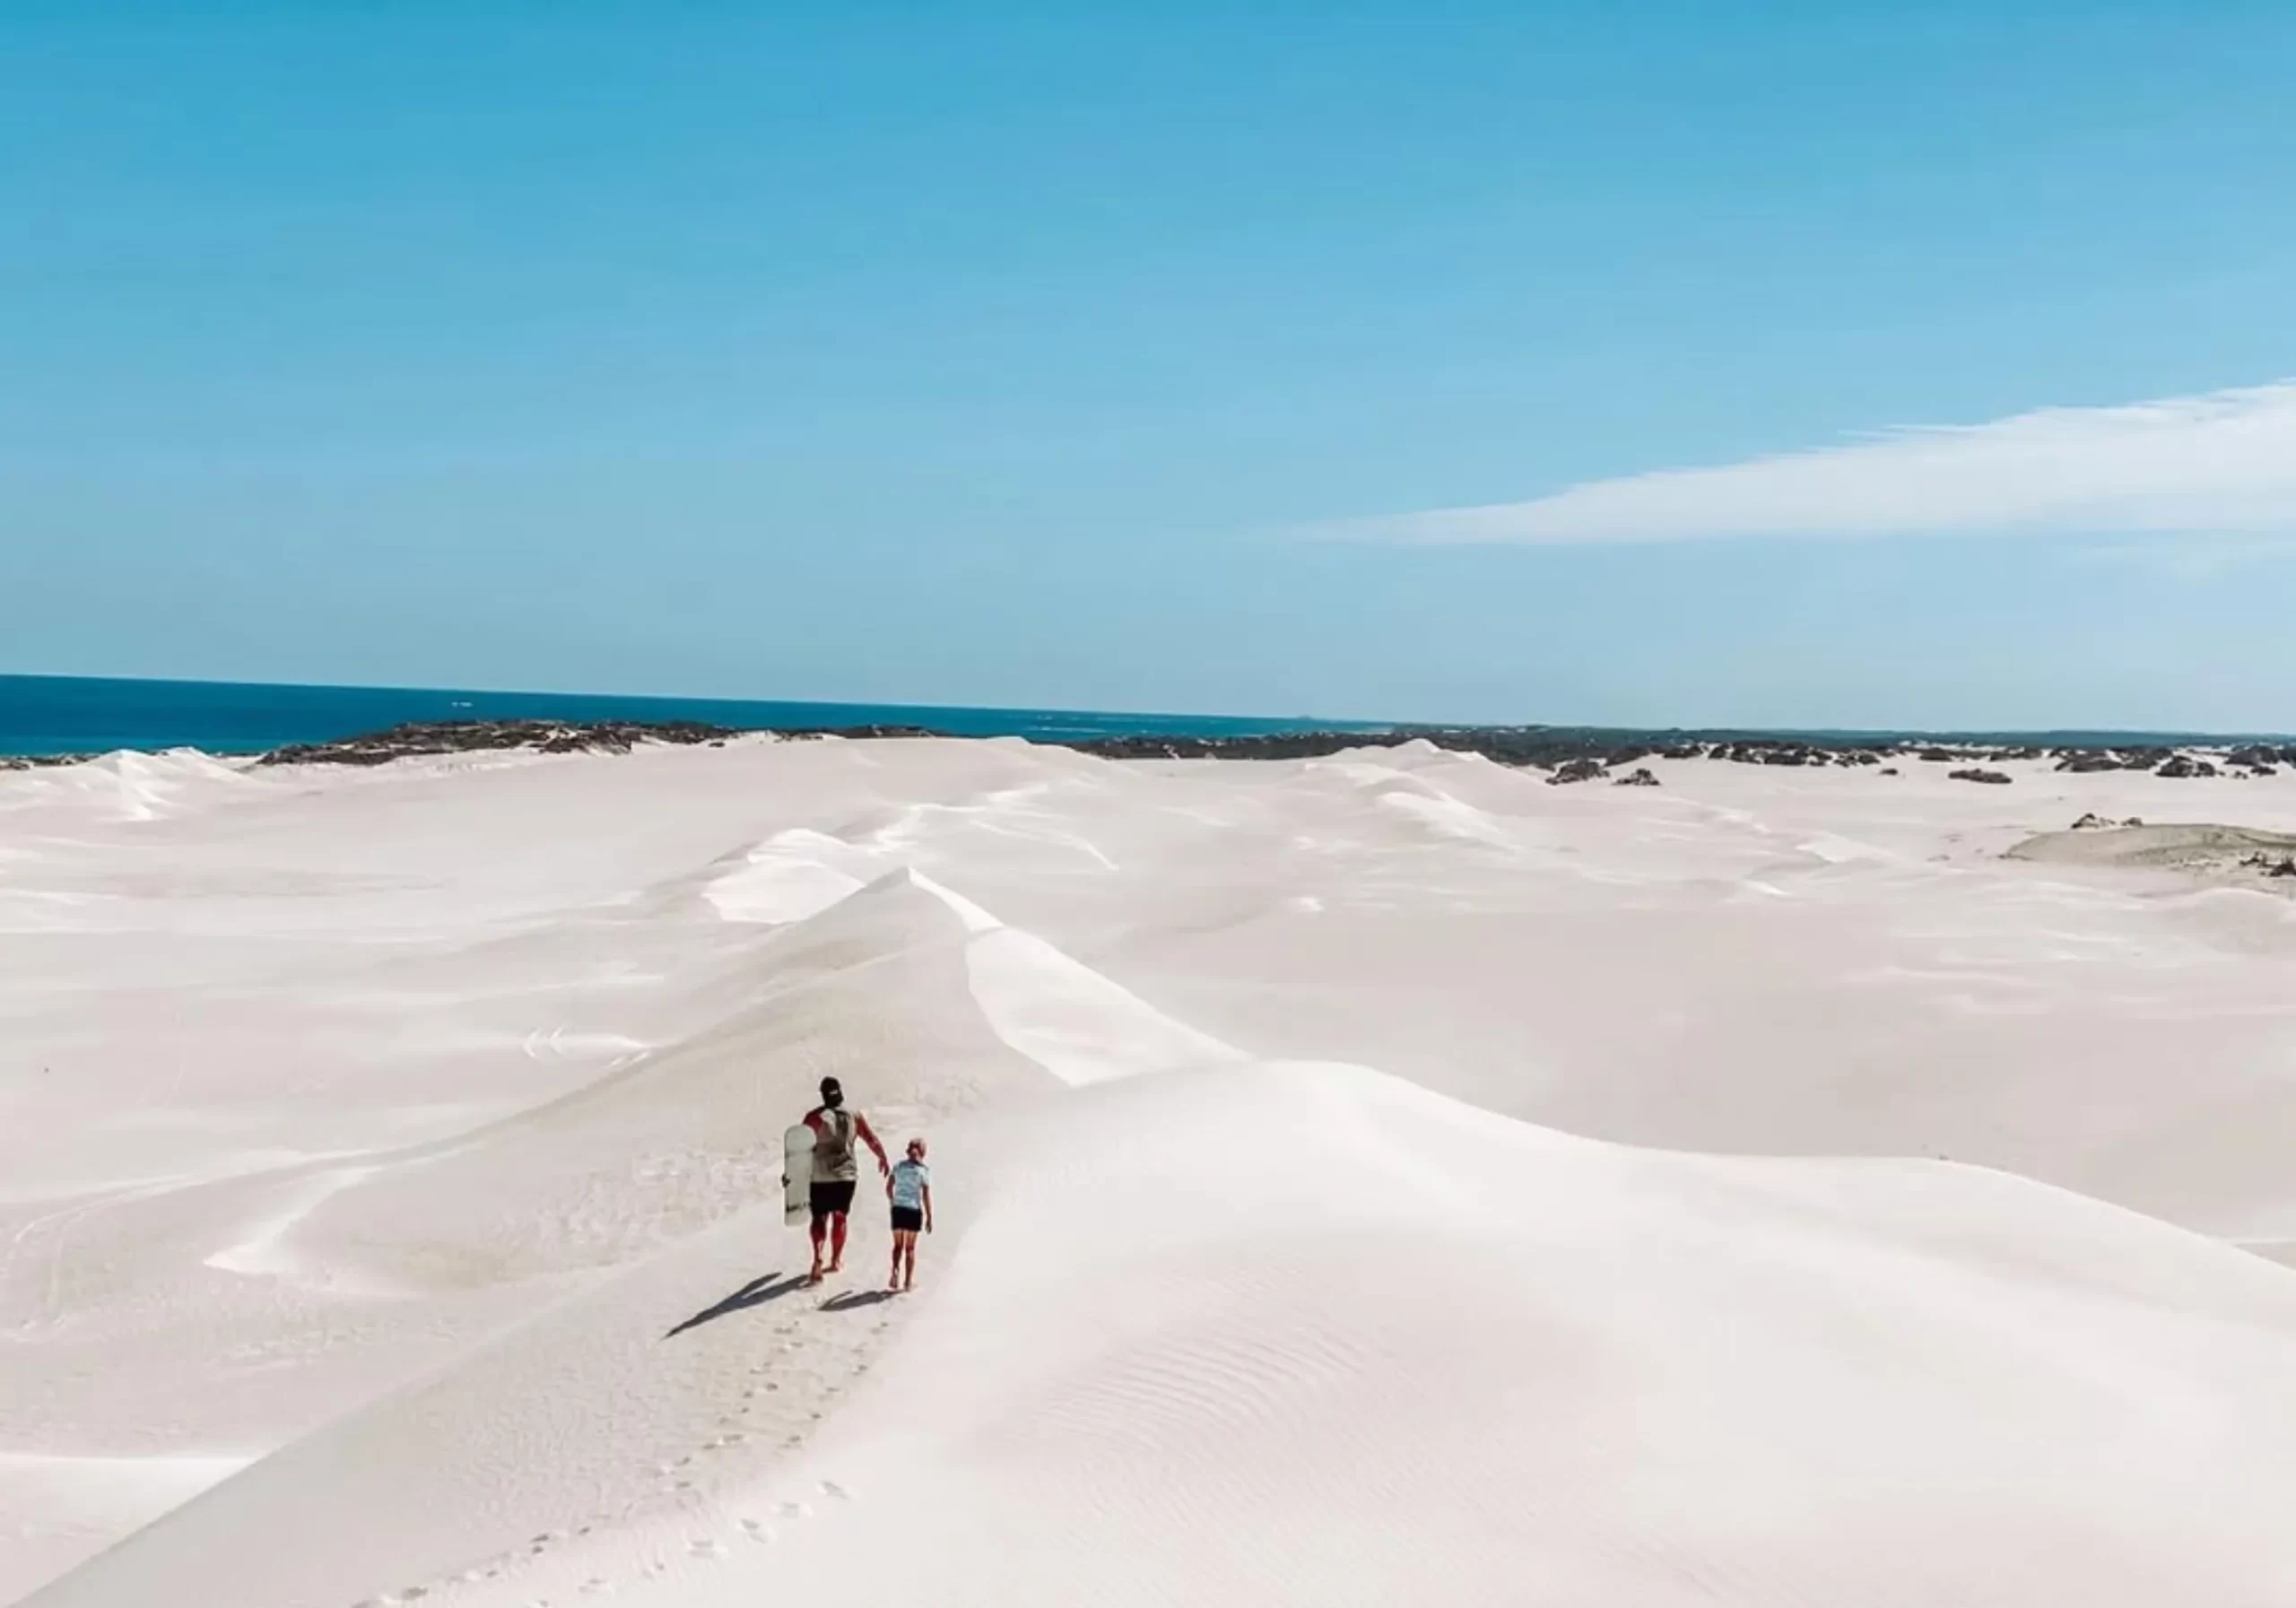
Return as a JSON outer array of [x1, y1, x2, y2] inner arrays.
[[9, 738, 2296, 1605]]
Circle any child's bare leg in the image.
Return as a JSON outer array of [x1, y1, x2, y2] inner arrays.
[[888, 1230, 905, 1290]]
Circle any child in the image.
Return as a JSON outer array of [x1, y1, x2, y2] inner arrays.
[[885, 1138, 933, 1292]]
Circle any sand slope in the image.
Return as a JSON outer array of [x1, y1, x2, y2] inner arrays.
[[668, 1062, 2296, 1607], [9, 739, 2296, 1604], [46, 1060, 2296, 1607]]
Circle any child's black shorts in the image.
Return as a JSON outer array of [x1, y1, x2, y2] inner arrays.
[[891, 1204, 924, 1232]]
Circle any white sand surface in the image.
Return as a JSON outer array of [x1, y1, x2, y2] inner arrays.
[[5, 739, 2296, 1604]]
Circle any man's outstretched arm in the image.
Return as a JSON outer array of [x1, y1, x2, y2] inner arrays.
[[856, 1113, 891, 1175]]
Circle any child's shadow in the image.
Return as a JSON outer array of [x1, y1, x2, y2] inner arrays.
[[819, 1289, 898, 1313], [665, 1271, 808, 1338]]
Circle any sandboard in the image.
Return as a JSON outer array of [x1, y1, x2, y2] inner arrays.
[[782, 1122, 814, 1226]]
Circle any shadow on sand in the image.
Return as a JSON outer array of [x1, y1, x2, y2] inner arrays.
[[665, 1270, 809, 1338], [819, 1288, 898, 1312]]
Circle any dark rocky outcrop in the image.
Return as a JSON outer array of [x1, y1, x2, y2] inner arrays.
[[2054, 748, 2175, 772], [258, 719, 749, 767], [1071, 728, 1912, 772], [1949, 768, 2013, 785], [1547, 757, 1609, 786], [1718, 743, 1829, 767], [2154, 754, 2220, 779], [1612, 767, 1660, 787]]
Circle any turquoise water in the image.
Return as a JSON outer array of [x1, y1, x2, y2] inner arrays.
[[4, 674, 2285, 759], [0, 674, 1377, 759]]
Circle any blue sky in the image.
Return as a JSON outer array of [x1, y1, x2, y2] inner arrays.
[[7, 3, 2295, 727]]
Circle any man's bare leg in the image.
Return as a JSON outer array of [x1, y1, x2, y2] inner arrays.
[[827, 1213, 848, 1273], [807, 1217, 828, 1284]]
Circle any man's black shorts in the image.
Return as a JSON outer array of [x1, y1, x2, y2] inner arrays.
[[890, 1204, 924, 1233], [808, 1179, 857, 1221]]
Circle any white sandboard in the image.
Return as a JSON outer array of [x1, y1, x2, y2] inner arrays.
[[782, 1122, 814, 1226]]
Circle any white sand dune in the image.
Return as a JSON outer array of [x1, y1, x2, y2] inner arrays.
[[430, 1062, 2296, 1608], [0, 1452, 253, 1602], [2009, 819, 2296, 882], [6, 740, 2296, 1604]]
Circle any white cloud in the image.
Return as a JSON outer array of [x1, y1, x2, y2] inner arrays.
[[1335, 380, 2296, 545]]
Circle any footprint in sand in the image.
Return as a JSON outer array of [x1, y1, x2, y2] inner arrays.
[[689, 1537, 727, 1558], [740, 1517, 777, 1545]]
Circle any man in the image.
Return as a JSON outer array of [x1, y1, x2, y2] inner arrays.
[[803, 1075, 889, 1283]]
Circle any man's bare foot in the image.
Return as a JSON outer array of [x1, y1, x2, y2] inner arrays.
[[805, 1267, 824, 1286]]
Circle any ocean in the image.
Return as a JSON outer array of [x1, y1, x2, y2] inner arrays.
[[0, 674, 1377, 759], [4, 675, 2286, 761]]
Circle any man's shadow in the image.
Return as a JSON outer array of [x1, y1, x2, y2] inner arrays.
[[665, 1270, 810, 1338]]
